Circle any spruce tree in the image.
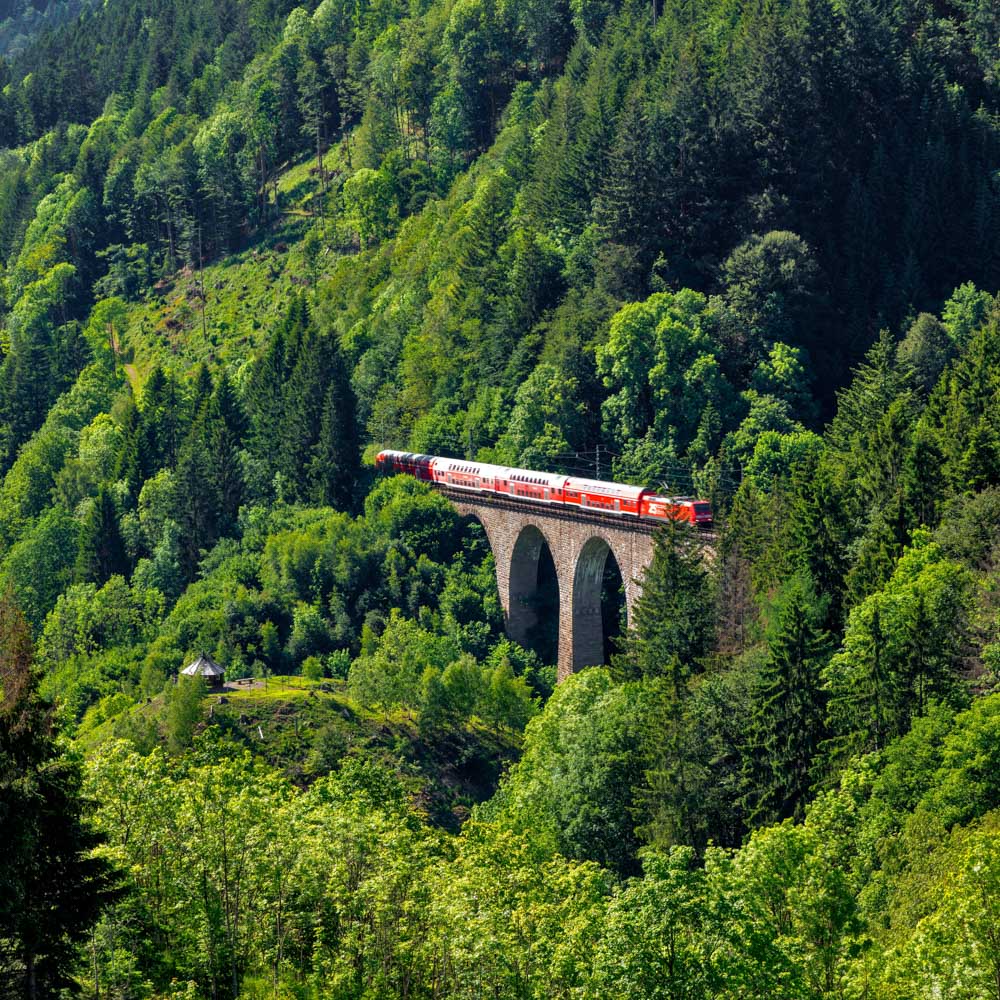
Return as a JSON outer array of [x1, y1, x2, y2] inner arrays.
[[245, 295, 309, 478], [0, 324, 54, 471], [213, 369, 248, 442], [844, 490, 910, 608], [113, 396, 142, 493], [192, 361, 213, 415], [205, 374, 246, 535], [0, 591, 119, 996], [245, 326, 289, 465], [618, 519, 713, 686], [278, 324, 328, 503], [743, 573, 832, 826], [308, 342, 360, 511], [593, 96, 660, 295], [789, 458, 850, 626], [75, 487, 128, 586], [138, 366, 186, 478], [173, 426, 223, 581]]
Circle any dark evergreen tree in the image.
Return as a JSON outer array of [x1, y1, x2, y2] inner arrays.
[[113, 396, 142, 497], [172, 425, 223, 581], [593, 95, 661, 296], [0, 324, 53, 473], [244, 296, 309, 479], [138, 367, 186, 479], [277, 324, 328, 503], [617, 519, 713, 687], [0, 591, 119, 998], [742, 573, 832, 826], [212, 369, 248, 443], [844, 490, 911, 609], [789, 458, 850, 626], [74, 488, 128, 586], [308, 342, 360, 511], [207, 373, 246, 535]]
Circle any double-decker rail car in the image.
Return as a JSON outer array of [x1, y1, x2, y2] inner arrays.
[[374, 451, 713, 527], [502, 469, 569, 503], [563, 477, 646, 515], [431, 457, 505, 492], [375, 450, 436, 481]]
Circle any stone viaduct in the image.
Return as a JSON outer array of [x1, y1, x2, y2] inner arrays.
[[439, 488, 658, 681]]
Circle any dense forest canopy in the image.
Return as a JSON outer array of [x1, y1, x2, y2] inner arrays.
[[2, 0, 1000, 995]]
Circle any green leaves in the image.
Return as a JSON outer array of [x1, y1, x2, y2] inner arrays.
[[0, 593, 120, 996], [824, 534, 973, 765]]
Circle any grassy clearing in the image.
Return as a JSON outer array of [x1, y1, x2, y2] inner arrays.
[[120, 235, 306, 382], [109, 142, 363, 385]]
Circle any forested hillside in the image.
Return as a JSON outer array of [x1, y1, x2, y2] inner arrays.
[[2, 0, 1000, 995]]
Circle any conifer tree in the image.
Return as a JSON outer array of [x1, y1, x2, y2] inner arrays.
[[75, 487, 128, 586], [213, 369, 248, 442], [743, 573, 832, 826], [192, 361, 213, 414], [137, 366, 186, 478], [828, 330, 916, 469], [278, 324, 328, 503], [789, 459, 850, 625], [0, 323, 54, 471], [113, 395, 142, 493], [844, 490, 910, 608], [309, 343, 360, 511], [593, 96, 660, 295], [245, 324, 289, 466], [618, 520, 713, 687], [0, 591, 119, 996], [205, 373, 246, 535], [173, 426, 223, 580], [245, 296, 309, 474]]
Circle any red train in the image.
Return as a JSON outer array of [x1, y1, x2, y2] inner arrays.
[[375, 451, 713, 527]]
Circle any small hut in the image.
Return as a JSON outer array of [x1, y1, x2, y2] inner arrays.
[[180, 653, 225, 689]]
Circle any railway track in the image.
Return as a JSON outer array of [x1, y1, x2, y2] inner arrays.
[[435, 485, 718, 544]]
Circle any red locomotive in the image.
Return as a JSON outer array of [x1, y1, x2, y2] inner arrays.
[[375, 451, 713, 527]]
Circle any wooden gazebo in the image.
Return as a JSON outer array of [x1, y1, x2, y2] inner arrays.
[[180, 653, 225, 689]]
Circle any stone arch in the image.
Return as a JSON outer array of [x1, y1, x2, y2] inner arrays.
[[507, 523, 560, 649], [569, 534, 627, 674]]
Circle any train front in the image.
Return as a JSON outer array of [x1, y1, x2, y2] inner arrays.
[[691, 500, 713, 526]]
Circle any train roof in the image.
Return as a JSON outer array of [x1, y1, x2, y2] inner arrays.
[[649, 494, 711, 505], [564, 476, 649, 501], [377, 450, 435, 463], [505, 468, 571, 489], [431, 457, 513, 480]]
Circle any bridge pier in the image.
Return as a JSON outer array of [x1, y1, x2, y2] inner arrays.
[[445, 491, 656, 681]]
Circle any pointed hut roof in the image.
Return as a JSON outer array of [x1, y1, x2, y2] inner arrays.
[[181, 653, 225, 678]]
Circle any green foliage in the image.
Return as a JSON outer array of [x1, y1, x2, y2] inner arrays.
[[1, 505, 79, 631], [0, 591, 120, 995], [347, 613, 458, 708], [6, 0, 1000, 993], [485, 668, 660, 874], [824, 533, 974, 766], [74, 486, 128, 585], [165, 674, 206, 753], [743, 573, 832, 826], [618, 520, 713, 684]]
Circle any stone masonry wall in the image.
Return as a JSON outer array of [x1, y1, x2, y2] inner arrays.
[[445, 492, 656, 681]]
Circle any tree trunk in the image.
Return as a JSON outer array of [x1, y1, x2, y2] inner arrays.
[[26, 950, 36, 1000]]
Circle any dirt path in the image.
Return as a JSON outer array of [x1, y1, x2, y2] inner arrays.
[[110, 330, 140, 392]]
